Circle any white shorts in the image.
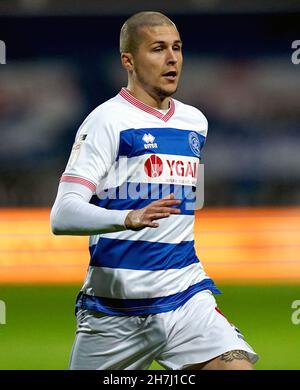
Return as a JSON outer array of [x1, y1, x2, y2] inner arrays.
[[69, 291, 258, 370]]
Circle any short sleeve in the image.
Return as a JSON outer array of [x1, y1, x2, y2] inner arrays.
[[62, 110, 118, 191]]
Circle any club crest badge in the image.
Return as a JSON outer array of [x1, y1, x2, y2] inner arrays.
[[188, 132, 200, 157]]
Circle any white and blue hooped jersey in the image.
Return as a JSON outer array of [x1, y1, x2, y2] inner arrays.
[[61, 88, 220, 316]]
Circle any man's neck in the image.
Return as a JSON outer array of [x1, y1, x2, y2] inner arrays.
[[125, 83, 170, 110]]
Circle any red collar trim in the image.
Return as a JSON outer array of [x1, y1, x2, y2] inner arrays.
[[119, 88, 175, 122]]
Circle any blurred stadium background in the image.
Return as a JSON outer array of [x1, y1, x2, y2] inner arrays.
[[0, 0, 300, 370]]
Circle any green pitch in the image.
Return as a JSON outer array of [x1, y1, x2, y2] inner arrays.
[[0, 284, 299, 370]]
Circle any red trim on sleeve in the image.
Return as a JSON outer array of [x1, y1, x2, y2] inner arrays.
[[119, 88, 175, 122], [60, 175, 97, 192], [215, 307, 226, 318]]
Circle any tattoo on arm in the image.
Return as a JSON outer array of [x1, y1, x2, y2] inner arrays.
[[220, 350, 252, 363]]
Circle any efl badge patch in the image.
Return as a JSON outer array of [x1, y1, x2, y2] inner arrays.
[[67, 134, 87, 167]]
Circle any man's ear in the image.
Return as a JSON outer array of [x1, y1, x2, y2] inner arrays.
[[121, 52, 134, 72]]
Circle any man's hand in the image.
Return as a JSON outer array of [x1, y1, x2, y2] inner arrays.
[[124, 193, 181, 230]]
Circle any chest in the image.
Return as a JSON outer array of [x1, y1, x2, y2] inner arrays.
[[117, 127, 204, 187]]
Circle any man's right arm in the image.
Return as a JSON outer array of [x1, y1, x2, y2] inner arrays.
[[50, 181, 130, 235], [50, 181, 181, 235]]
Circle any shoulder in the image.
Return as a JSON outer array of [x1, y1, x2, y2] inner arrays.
[[84, 95, 125, 126], [77, 94, 127, 139], [173, 99, 208, 130]]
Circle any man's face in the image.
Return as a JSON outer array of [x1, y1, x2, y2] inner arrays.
[[131, 25, 183, 99]]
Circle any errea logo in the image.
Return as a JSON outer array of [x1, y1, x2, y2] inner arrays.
[[142, 133, 158, 149]]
